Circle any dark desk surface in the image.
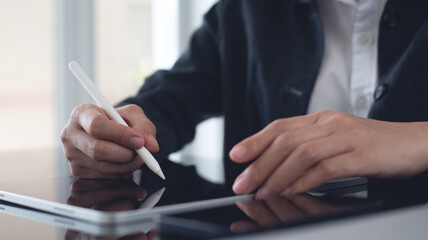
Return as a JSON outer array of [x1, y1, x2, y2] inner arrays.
[[1, 153, 428, 240]]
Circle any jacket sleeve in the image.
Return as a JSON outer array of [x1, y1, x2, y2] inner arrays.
[[118, 4, 222, 160]]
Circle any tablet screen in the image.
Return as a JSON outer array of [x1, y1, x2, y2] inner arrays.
[[160, 189, 381, 239]]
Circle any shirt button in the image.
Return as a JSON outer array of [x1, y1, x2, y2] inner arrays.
[[357, 34, 371, 46], [382, 11, 399, 28], [374, 83, 388, 101], [355, 95, 368, 110]]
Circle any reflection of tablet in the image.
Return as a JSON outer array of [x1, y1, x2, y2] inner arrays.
[[0, 161, 252, 225], [0, 201, 158, 237]]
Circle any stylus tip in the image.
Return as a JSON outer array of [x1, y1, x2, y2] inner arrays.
[[157, 170, 166, 180]]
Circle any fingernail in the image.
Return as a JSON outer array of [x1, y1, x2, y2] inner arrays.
[[233, 175, 248, 194], [256, 186, 271, 200], [230, 146, 247, 159], [280, 187, 292, 198], [130, 137, 144, 148]]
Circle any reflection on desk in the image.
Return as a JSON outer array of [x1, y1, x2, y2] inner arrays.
[[1, 159, 428, 239], [0, 188, 377, 239]]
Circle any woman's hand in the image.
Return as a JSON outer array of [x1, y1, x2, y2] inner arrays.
[[230, 111, 428, 199], [61, 104, 159, 178]]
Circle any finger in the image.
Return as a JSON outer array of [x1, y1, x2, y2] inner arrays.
[[117, 105, 159, 152], [256, 134, 352, 199], [233, 122, 333, 195], [76, 106, 147, 150], [229, 113, 322, 163], [264, 196, 306, 222], [289, 152, 360, 194], [71, 128, 137, 163]]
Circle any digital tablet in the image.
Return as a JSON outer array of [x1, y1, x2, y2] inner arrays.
[[0, 184, 380, 239], [0, 158, 367, 226], [159, 186, 381, 239], [0, 160, 252, 225], [0, 200, 159, 237]]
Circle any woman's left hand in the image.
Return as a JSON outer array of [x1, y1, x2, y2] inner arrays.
[[230, 111, 428, 199]]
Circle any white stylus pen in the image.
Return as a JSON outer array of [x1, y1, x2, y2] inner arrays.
[[68, 61, 166, 180]]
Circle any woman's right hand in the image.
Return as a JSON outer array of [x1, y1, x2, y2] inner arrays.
[[61, 104, 159, 178]]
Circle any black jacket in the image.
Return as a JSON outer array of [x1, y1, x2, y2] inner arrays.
[[120, 0, 428, 185]]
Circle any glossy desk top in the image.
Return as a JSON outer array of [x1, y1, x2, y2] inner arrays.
[[1, 150, 428, 240]]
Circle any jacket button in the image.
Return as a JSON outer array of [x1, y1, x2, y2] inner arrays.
[[374, 83, 387, 101], [382, 11, 399, 28]]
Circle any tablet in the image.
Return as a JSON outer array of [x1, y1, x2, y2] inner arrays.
[[0, 160, 252, 225], [0, 159, 367, 226], [0, 200, 159, 237], [0, 185, 380, 239], [160, 187, 381, 239]]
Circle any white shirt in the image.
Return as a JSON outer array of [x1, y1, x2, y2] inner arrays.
[[308, 0, 388, 117], [196, 0, 389, 183]]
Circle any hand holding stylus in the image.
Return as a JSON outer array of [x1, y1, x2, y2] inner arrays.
[[61, 62, 163, 179]]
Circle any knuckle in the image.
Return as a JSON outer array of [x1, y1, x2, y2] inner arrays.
[[269, 119, 286, 130], [318, 110, 334, 116], [69, 164, 83, 177], [116, 131, 127, 144], [116, 130, 132, 145], [274, 133, 292, 146], [125, 104, 143, 114], [142, 119, 157, 135], [88, 115, 105, 136], [63, 148, 75, 160], [318, 161, 337, 176], [71, 104, 95, 120], [60, 127, 69, 144], [89, 141, 107, 161], [70, 166, 81, 177], [272, 133, 296, 157], [245, 166, 264, 186], [274, 133, 295, 149], [329, 112, 351, 124], [295, 143, 317, 161], [70, 105, 84, 119]]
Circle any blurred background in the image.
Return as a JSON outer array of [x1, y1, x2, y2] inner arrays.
[[0, 0, 223, 184]]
